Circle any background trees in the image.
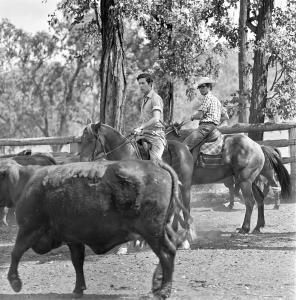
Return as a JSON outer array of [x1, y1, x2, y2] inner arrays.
[[0, 0, 295, 141]]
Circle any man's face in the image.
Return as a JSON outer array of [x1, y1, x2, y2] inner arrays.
[[138, 78, 151, 94], [198, 84, 210, 96]]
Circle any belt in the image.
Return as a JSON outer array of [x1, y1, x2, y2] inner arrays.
[[199, 121, 218, 126]]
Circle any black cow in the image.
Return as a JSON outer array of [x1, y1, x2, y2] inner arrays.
[[0, 154, 57, 226], [0, 159, 189, 299]]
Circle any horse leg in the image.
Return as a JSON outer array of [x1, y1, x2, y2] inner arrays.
[[272, 186, 281, 209], [223, 177, 235, 209], [263, 173, 281, 210], [252, 183, 265, 233], [238, 181, 255, 234], [68, 242, 86, 296], [2, 207, 9, 226]]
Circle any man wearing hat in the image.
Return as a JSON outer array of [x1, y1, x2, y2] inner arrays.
[[183, 76, 229, 151]]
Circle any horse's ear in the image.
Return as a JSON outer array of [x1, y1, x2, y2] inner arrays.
[[86, 118, 92, 125], [93, 121, 101, 133]]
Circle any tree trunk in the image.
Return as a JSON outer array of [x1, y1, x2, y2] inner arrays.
[[157, 76, 174, 124], [248, 0, 274, 141], [100, 0, 126, 133], [238, 0, 250, 123], [154, 0, 174, 124]]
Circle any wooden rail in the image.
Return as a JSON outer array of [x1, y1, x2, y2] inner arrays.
[[0, 136, 81, 146]]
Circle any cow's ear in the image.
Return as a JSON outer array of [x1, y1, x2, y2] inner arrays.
[[86, 118, 92, 125], [93, 121, 101, 134], [8, 165, 20, 185]]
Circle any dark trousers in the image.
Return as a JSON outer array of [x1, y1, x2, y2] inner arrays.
[[183, 123, 216, 150]]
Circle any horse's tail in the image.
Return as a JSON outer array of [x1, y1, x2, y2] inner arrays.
[[261, 145, 291, 200], [158, 160, 193, 229], [273, 147, 282, 158]]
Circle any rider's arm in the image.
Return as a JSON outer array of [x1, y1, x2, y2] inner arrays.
[[139, 109, 161, 130], [191, 110, 204, 121]]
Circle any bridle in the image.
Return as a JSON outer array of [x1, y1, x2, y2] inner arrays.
[[86, 125, 141, 161]]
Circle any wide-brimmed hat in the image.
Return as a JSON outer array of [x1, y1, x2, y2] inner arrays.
[[196, 76, 215, 88]]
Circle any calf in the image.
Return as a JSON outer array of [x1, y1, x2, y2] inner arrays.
[[0, 159, 189, 299]]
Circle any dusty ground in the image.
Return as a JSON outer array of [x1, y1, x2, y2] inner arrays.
[[0, 187, 295, 300]]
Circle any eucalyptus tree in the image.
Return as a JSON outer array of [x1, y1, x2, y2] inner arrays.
[[120, 0, 233, 123], [0, 18, 96, 141], [56, 0, 126, 132], [202, 0, 296, 141]]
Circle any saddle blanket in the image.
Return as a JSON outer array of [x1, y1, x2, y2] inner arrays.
[[200, 134, 224, 155]]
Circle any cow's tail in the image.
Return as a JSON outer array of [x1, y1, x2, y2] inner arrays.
[[261, 145, 291, 200], [158, 160, 194, 244]]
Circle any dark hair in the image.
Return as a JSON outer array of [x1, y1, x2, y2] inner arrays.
[[136, 73, 153, 84], [207, 83, 213, 90]]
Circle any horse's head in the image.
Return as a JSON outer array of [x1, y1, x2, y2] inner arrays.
[[79, 121, 131, 162], [80, 122, 105, 162]]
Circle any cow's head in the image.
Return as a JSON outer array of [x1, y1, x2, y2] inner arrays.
[[0, 159, 20, 207]]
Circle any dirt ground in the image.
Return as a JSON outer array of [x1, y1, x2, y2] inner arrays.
[[0, 186, 295, 300]]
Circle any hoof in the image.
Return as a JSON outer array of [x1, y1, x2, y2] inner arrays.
[[236, 227, 249, 234], [9, 277, 22, 293], [178, 239, 190, 250], [73, 285, 86, 298], [273, 205, 280, 210], [252, 228, 261, 234], [72, 291, 84, 298], [116, 246, 128, 255]]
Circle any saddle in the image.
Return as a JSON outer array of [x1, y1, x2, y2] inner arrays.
[[135, 136, 152, 160], [192, 128, 225, 168]]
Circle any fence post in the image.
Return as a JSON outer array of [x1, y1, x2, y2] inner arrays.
[[288, 127, 296, 202], [70, 142, 80, 154]]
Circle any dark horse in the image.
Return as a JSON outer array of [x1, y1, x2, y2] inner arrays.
[[79, 122, 290, 234], [166, 127, 291, 211]]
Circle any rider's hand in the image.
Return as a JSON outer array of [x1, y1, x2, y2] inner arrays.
[[133, 127, 142, 135]]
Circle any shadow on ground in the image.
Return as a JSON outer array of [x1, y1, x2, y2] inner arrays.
[[0, 294, 150, 300]]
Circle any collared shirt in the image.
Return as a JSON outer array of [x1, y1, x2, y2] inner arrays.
[[139, 89, 164, 132], [199, 92, 225, 125]]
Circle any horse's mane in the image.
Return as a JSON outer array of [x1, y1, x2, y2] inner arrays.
[[88, 122, 127, 141]]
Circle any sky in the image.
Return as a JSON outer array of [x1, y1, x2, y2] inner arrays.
[[0, 0, 60, 33], [0, 0, 287, 34]]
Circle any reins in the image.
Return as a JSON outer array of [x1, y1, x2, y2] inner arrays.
[[165, 120, 191, 136], [92, 131, 142, 160]]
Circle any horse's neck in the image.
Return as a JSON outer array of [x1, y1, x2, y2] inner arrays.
[[106, 134, 138, 161]]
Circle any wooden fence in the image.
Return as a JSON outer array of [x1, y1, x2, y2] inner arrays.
[[0, 122, 295, 201]]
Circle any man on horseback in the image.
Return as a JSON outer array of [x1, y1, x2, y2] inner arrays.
[[184, 76, 229, 153], [134, 73, 166, 163]]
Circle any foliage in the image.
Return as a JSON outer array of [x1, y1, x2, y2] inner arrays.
[[0, 18, 99, 139], [262, 0, 296, 120], [117, 0, 235, 86]]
